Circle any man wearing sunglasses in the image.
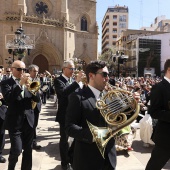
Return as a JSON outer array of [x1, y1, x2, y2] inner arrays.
[[54, 60, 83, 170], [65, 60, 117, 170], [1, 68, 12, 81], [1, 60, 40, 170]]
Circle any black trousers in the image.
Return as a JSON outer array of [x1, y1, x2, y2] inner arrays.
[[59, 123, 74, 166], [8, 119, 34, 170], [41, 92, 47, 104], [145, 145, 170, 170], [33, 112, 39, 140], [0, 118, 5, 157]]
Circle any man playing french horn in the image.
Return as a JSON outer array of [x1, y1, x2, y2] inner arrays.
[[65, 60, 117, 170], [1, 60, 40, 170]]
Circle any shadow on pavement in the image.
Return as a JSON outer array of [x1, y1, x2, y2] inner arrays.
[[132, 140, 154, 153]]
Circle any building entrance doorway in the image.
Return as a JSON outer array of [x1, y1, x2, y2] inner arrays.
[[33, 55, 49, 73]]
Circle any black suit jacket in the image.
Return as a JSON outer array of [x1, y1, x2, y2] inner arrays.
[[150, 78, 170, 148], [0, 99, 7, 120], [54, 75, 80, 123], [0, 82, 7, 120], [65, 87, 116, 170], [1, 77, 40, 131]]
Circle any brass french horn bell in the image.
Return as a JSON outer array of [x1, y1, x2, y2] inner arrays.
[[87, 87, 140, 158]]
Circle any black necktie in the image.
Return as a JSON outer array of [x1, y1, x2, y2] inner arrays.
[[99, 92, 104, 99], [15, 78, 20, 84]]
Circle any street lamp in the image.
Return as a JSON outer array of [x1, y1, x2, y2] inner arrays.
[[5, 26, 35, 61], [72, 58, 86, 71]]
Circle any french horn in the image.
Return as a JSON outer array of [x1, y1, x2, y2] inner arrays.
[[87, 84, 140, 158]]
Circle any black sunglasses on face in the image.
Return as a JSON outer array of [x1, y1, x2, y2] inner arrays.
[[12, 67, 27, 72], [96, 71, 109, 78]]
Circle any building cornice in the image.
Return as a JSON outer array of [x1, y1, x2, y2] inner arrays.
[[3, 10, 75, 31]]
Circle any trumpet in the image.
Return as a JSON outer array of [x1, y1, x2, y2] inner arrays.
[[73, 70, 88, 86], [26, 78, 41, 109], [45, 70, 51, 78]]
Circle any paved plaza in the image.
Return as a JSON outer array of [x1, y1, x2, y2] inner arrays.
[[1, 97, 170, 170]]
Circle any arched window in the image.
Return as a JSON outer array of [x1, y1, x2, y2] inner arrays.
[[81, 16, 87, 31]]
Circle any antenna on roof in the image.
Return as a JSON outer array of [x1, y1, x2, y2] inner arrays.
[[158, 0, 160, 17], [139, 0, 143, 29]]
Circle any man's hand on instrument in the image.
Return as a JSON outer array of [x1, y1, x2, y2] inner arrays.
[[20, 73, 30, 86], [75, 70, 85, 83]]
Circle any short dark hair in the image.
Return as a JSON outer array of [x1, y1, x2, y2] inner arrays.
[[85, 60, 106, 82], [164, 59, 170, 74]]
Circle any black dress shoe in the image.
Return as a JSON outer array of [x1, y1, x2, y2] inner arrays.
[[33, 142, 41, 150], [62, 164, 73, 170], [0, 156, 6, 163]]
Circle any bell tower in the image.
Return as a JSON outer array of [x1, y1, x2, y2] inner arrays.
[[18, 0, 27, 14], [61, 0, 68, 20]]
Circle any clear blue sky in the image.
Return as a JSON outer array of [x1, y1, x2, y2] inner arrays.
[[97, 0, 170, 52]]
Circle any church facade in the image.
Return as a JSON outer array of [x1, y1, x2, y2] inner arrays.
[[0, 0, 98, 73]]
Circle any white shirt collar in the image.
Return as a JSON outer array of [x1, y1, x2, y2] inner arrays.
[[12, 76, 18, 81], [88, 84, 101, 100], [62, 74, 69, 81], [164, 76, 170, 83]]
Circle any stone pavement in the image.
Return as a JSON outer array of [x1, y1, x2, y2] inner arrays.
[[1, 97, 170, 170]]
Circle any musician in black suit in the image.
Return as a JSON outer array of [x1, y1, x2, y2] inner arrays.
[[28, 64, 42, 150], [40, 73, 49, 104], [65, 61, 117, 170], [1, 60, 40, 170], [145, 59, 170, 170], [54, 60, 83, 170], [0, 92, 7, 163]]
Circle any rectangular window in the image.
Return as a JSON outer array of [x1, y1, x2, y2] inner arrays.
[[113, 22, 117, 26], [119, 15, 127, 22], [113, 29, 117, 33], [113, 15, 117, 20], [119, 23, 126, 28]]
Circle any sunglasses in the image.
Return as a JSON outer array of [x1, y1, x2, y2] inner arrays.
[[96, 71, 109, 77], [12, 67, 27, 72], [6, 71, 11, 72], [65, 67, 75, 71]]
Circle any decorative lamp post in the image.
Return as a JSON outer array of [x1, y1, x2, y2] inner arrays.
[[5, 26, 35, 62], [72, 57, 86, 71]]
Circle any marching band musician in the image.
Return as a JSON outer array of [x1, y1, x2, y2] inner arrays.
[[28, 64, 42, 150], [145, 59, 170, 170], [1, 60, 40, 170], [65, 60, 117, 170], [0, 91, 7, 163], [54, 60, 83, 170], [40, 73, 49, 104]]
